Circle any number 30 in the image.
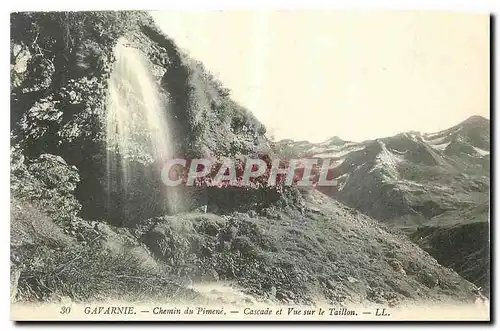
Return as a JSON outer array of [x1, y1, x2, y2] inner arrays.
[[60, 306, 71, 314]]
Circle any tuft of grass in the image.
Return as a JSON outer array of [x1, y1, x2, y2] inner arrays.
[[11, 200, 190, 304], [15, 243, 186, 303]]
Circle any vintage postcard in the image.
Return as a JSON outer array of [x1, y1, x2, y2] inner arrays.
[[10, 9, 490, 321]]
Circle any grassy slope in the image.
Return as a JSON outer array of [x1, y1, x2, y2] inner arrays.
[[132, 190, 478, 306], [11, 190, 480, 306]]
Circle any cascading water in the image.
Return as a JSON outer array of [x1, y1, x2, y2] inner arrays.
[[105, 38, 181, 223]]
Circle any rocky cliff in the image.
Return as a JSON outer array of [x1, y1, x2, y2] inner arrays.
[[11, 11, 271, 225]]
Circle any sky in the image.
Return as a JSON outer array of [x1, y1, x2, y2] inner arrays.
[[151, 10, 490, 143]]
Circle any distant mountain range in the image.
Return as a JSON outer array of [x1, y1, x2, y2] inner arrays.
[[275, 115, 489, 226], [274, 115, 490, 294]]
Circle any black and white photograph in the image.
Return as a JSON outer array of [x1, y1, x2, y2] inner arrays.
[[9, 9, 491, 321]]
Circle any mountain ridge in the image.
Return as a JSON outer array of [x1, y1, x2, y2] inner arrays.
[[274, 115, 490, 225], [275, 115, 489, 155], [274, 114, 490, 295]]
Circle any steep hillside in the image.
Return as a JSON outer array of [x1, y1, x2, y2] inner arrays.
[[275, 117, 490, 294], [410, 220, 490, 297], [10, 152, 482, 305]]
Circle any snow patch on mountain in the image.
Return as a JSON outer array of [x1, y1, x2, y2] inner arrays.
[[432, 142, 451, 151], [370, 141, 402, 180], [335, 173, 350, 191], [310, 144, 362, 159], [424, 125, 462, 143], [473, 147, 490, 156]]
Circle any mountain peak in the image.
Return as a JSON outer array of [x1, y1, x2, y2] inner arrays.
[[461, 115, 489, 126], [321, 136, 347, 146]]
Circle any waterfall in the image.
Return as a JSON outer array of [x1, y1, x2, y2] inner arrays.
[[105, 38, 181, 222]]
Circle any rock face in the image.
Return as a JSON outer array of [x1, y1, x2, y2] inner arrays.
[[10, 11, 486, 306], [275, 116, 490, 293], [10, 12, 270, 225]]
